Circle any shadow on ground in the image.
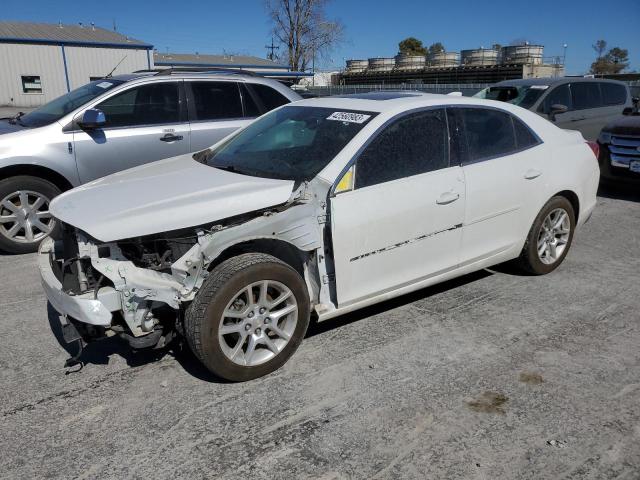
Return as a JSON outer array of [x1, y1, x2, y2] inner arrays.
[[598, 182, 640, 203], [46, 268, 495, 382]]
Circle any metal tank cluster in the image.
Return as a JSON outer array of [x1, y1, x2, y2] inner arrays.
[[346, 44, 544, 73]]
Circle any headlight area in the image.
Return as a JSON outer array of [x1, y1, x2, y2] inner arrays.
[[50, 224, 200, 350]]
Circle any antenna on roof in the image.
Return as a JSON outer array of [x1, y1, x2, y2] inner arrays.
[[105, 55, 127, 78]]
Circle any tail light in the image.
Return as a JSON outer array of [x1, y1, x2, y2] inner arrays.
[[586, 141, 599, 159]]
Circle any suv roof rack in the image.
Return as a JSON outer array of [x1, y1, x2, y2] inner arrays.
[[132, 67, 259, 77]]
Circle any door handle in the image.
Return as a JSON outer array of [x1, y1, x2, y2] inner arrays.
[[570, 117, 586, 122], [524, 168, 542, 180], [436, 191, 460, 205], [160, 133, 183, 142]]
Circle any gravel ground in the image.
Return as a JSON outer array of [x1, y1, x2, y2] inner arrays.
[[1, 185, 639, 479]]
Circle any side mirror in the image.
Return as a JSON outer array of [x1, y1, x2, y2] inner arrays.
[[549, 104, 568, 122], [623, 107, 633, 116], [78, 108, 106, 129]]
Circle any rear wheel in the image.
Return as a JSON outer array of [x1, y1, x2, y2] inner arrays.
[[516, 196, 575, 275], [185, 253, 310, 381], [0, 176, 61, 254]]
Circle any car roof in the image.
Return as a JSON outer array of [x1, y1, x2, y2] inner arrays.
[[494, 77, 627, 87]]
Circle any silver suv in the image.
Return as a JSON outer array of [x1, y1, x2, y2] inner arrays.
[[474, 78, 632, 141], [0, 70, 301, 253]]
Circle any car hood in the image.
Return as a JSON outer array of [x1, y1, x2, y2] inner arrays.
[[0, 119, 28, 135], [602, 114, 640, 136], [50, 154, 295, 242]]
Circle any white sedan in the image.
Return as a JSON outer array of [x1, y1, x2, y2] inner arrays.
[[40, 91, 599, 381]]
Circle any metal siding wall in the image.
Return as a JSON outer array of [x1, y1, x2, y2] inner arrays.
[[0, 43, 67, 107], [63, 47, 150, 89]]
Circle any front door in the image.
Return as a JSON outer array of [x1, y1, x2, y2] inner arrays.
[[73, 80, 189, 182], [330, 108, 465, 306]]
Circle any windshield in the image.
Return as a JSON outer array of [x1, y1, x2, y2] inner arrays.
[[19, 79, 124, 128], [473, 85, 547, 109], [205, 106, 377, 182]]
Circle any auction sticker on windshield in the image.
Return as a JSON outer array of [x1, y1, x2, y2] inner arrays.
[[327, 112, 371, 124], [96, 81, 114, 89]]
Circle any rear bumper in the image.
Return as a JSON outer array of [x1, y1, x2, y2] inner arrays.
[[38, 238, 121, 326]]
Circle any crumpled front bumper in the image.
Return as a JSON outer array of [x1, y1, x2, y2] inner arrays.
[[38, 237, 121, 326]]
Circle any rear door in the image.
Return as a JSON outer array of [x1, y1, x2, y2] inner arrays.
[[330, 108, 465, 306], [73, 80, 189, 182], [451, 107, 546, 264], [186, 80, 251, 152]]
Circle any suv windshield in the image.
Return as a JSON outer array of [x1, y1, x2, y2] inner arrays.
[[19, 79, 124, 128], [474, 85, 547, 109], [205, 106, 377, 182]]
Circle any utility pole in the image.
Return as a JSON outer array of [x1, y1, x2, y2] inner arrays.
[[265, 37, 279, 61]]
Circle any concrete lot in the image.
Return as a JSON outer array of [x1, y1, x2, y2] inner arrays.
[[1, 186, 639, 479]]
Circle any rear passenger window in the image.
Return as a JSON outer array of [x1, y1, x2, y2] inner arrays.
[[458, 108, 516, 164], [539, 84, 572, 113], [513, 117, 540, 150], [601, 83, 627, 105], [250, 84, 290, 112], [571, 83, 603, 110], [355, 109, 448, 189], [190, 81, 243, 120]]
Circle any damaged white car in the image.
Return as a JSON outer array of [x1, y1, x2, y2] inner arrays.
[[39, 92, 599, 381]]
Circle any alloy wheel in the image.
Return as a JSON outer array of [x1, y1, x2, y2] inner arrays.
[[218, 280, 298, 367], [0, 190, 55, 244], [537, 207, 571, 265]]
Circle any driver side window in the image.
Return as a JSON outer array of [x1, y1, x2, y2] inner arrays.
[[539, 84, 572, 113], [355, 109, 449, 189], [96, 82, 180, 128]]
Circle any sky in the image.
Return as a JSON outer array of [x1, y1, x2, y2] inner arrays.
[[4, 0, 639, 75]]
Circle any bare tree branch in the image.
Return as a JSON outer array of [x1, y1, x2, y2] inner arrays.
[[265, 0, 344, 71]]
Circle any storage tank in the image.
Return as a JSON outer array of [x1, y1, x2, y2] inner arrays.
[[394, 54, 427, 71], [345, 59, 369, 73], [460, 48, 499, 66], [428, 51, 460, 68], [501, 45, 543, 65], [367, 57, 396, 72]]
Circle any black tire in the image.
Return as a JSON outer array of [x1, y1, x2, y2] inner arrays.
[[184, 253, 310, 381], [0, 175, 62, 254], [516, 196, 576, 275]]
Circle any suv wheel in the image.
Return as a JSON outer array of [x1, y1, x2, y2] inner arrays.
[[0, 176, 61, 254], [185, 253, 310, 381], [517, 196, 576, 275]]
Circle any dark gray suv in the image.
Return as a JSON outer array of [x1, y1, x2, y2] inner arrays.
[[0, 70, 301, 253], [474, 78, 632, 141]]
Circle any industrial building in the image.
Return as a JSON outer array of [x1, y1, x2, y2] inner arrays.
[[154, 52, 311, 83], [0, 21, 153, 107], [339, 44, 564, 85]]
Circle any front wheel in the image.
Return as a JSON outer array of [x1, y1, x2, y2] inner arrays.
[[0, 176, 61, 254], [516, 196, 576, 275], [185, 253, 310, 381]]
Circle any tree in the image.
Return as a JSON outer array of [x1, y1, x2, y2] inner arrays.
[[264, 0, 345, 72], [398, 37, 427, 56], [590, 41, 629, 74], [592, 39, 607, 59], [428, 42, 445, 57]]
